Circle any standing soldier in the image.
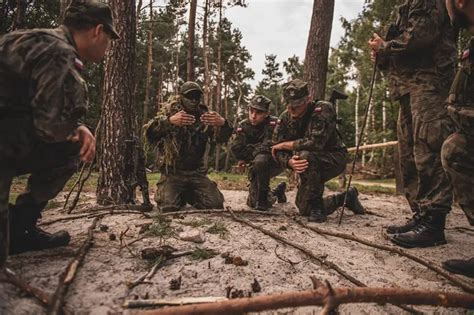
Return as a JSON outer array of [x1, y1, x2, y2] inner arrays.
[[272, 79, 365, 223], [144, 82, 233, 212], [441, 0, 474, 278], [368, 0, 457, 248], [0, 1, 119, 269], [231, 95, 287, 211]]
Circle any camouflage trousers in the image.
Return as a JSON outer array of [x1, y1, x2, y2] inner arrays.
[[247, 154, 283, 208], [0, 117, 80, 268], [296, 150, 347, 216], [155, 171, 224, 212], [396, 92, 453, 215], [441, 132, 474, 225]]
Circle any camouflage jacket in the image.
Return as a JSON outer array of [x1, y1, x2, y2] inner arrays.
[[378, 0, 457, 99], [231, 115, 278, 163], [273, 100, 346, 168], [0, 26, 88, 142], [447, 38, 474, 137], [144, 96, 233, 173]]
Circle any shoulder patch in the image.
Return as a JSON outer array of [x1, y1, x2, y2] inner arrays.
[[314, 107, 322, 113], [277, 119, 282, 125], [269, 120, 277, 126], [462, 49, 470, 61], [74, 58, 84, 71], [236, 127, 243, 133]]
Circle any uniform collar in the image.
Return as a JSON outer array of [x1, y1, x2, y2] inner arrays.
[[59, 25, 79, 51]]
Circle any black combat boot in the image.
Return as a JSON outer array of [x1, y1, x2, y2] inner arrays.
[[389, 214, 447, 248], [254, 190, 272, 211], [309, 207, 327, 223], [386, 213, 421, 234], [443, 257, 474, 278], [271, 182, 287, 203], [346, 187, 365, 214], [9, 203, 70, 254]]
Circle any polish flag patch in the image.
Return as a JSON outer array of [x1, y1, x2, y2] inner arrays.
[[314, 107, 322, 113], [269, 120, 277, 126], [462, 49, 470, 61], [74, 58, 84, 71], [236, 127, 243, 133]]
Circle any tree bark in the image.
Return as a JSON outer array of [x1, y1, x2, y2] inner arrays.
[[214, 0, 223, 172], [202, 0, 211, 169], [59, 0, 72, 24], [142, 0, 154, 126], [186, 0, 197, 81], [304, 0, 335, 99], [97, 0, 144, 205], [12, 0, 27, 31]]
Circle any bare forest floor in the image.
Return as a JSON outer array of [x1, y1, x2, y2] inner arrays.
[[1, 174, 474, 315]]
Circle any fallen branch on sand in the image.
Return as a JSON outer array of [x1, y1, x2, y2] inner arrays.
[[131, 283, 474, 315], [1, 268, 51, 306], [123, 296, 228, 308], [226, 208, 418, 314], [39, 210, 151, 226], [161, 208, 282, 217], [295, 218, 474, 294], [47, 217, 100, 314]]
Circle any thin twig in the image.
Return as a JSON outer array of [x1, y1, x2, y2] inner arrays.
[[39, 210, 151, 226], [67, 162, 94, 214], [47, 217, 101, 314], [274, 244, 300, 267], [1, 268, 51, 306], [295, 218, 474, 294], [63, 163, 86, 210]]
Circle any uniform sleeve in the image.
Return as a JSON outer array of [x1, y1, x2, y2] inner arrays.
[[231, 127, 255, 162], [293, 102, 336, 152], [379, 0, 440, 55], [272, 115, 292, 169], [144, 110, 175, 144], [28, 45, 88, 142], [215, 119, 233, 143]]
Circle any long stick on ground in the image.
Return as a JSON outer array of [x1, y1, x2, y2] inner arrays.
[[295, 219, 474, 294], [39, 210, 151, 227], [133, 285, 474, 315], [2, 268, 51, 306], [226, 209, 418, 314], [161, 208, 282, 217], [47, 217, 100, 315]]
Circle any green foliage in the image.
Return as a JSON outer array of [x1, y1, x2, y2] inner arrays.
[[206, 221, 229, 238], [180, 218, 213, 228], [255, 54, 284, 116], [149, 214, 175, 240], [191, 247, 218, 260]]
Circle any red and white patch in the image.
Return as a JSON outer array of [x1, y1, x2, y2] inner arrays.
[[269, 120, 277, 126], [236, 127, 243, 133], [314, 107, 322, 113], [277, 119, 282, 125], [74, 58, 84, 71], [462, 49, 470, 61]]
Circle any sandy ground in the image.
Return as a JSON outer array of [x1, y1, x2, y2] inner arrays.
[[1, 187, 474, 315]]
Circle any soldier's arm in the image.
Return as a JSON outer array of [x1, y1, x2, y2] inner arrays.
[[144, 111, 175, 144], [292, 102, 335, 152], [29, 47, 88, 142], [214, 119, 233, 143], [230, 128, 255, 162], [379, 1, 441, 55], [272, 118, 292, 169]]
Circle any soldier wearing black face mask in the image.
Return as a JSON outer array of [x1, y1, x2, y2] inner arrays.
[[144, 81, 233, 212], [441, 0, 474, 278]]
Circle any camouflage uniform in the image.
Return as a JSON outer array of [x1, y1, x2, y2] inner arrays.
[[0, 27, 87, 265], [0, 1, 118, 267], [273, 80, 364, 221], [231, 96, 284, 210], [377, 0, 456, 243], [144, 93, 233, 212], [441, 39, 474, 226]]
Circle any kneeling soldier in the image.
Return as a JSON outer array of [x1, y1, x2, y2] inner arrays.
[[272, 79, 365, 222], [231, 95, 287, 211], [144, 82, 233, 212]]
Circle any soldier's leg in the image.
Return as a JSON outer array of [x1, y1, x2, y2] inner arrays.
[[10, 142, 80, 254], [189, 174, 224, 209], [390, 91, 454, 248], [441, 132, 474, 225], [0, 169, 13, 269], [155, 174, 187, 212], [251, 154, 277, 210]]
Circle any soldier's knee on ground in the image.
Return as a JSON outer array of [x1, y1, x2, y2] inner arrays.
[[252, 154, 272, 172]]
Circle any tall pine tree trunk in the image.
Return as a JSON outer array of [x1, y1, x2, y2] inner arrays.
[[202, 0, 212, 169], [59, 0, 72, 24], [304, 0, 334, 99], [186, 0, 197, 81], [12, 0, 26, 31], [143, 0, 153, 126], [97, 0, 146, 205], [214, 0, 223, 172]]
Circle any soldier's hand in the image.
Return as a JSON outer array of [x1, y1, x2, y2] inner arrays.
[[169, 110, 196, 126], [288, 155, 309, 174], [68, 126, 96, 163], [237, 160, 247, 173], [201, 111, 225, 127], [271, 141, 294, 159], [368, 33, 385, 51]]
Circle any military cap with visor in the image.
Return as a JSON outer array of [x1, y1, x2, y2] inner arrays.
[[180, 81, 203, 98], [282, 79, 309, 107], [248, 95, 271, 112], [64, 0, 120, 39]]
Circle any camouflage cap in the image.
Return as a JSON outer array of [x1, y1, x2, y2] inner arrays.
[[282, 79, 309, 106], [248, 95, 271, 112], [65, 1, 120, 39], [180, 81, 203, 95]]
